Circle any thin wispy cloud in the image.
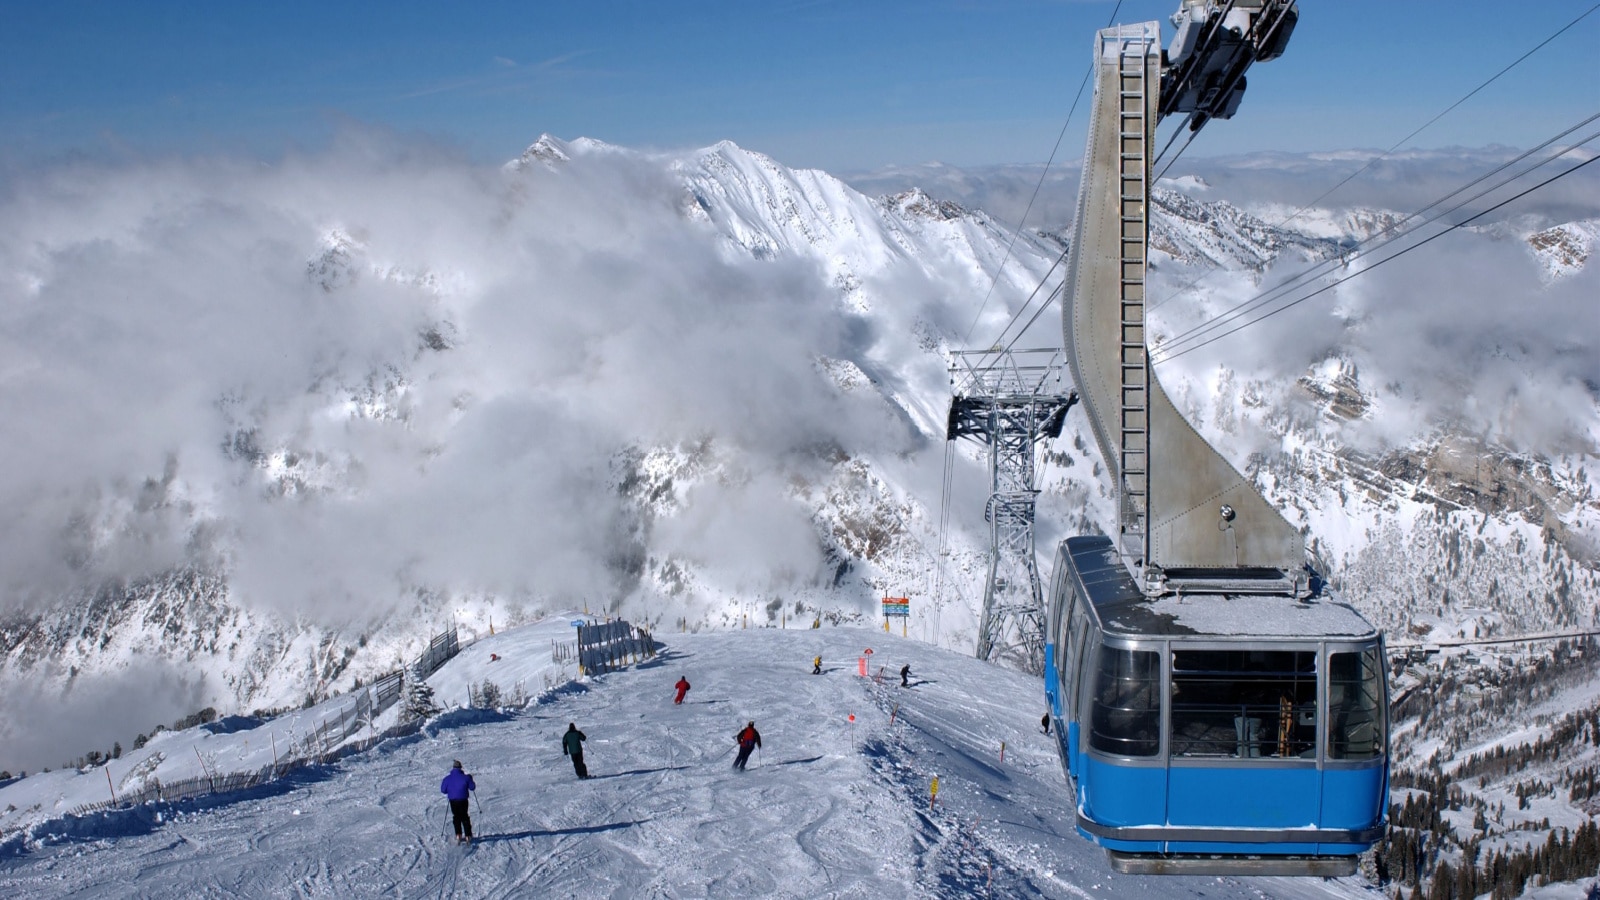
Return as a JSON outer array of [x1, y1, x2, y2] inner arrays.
[[396, 50, 600, 100]]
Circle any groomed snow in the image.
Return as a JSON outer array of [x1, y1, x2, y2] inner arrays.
[[0, 618, 1395, 898]]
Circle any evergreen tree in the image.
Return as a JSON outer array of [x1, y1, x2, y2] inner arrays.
[[475, 679, 502, 709], [403, 677, 439, 723]]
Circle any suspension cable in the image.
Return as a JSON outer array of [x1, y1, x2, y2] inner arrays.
[[982, 248, 1069, 360], [1152, 150, 1600, 365], [1152, 122, 1202, 184], [994, 282, 1067, 362], [1154, 112, 1600, 360], [960, 73, 1090, 349], [1146, 1, 1600, 314], [962, 0, 1125, 349], [940, 4, 1128, 635], [932, 438, 957, 637]]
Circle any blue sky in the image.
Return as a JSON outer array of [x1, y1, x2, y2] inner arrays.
[[3, 1, 1598, 173]]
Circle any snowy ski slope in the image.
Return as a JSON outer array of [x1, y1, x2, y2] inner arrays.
[[0, 619, 1390, 898]]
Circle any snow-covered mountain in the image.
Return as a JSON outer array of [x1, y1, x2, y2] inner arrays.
[[1, 134, 1596, 793]]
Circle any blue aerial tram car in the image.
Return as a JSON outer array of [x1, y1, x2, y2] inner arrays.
[[1040, 0, 1387, 875], [1043, 536, 1387, 875]]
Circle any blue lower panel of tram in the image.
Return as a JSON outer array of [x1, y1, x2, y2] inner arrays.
[[1042, 647, 1080, 777], [1077, 756, 1381, 854]]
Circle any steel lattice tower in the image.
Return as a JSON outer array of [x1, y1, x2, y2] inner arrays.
[[946, 349, 1075, 672]]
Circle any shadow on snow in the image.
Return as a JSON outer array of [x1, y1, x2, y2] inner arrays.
[[475, 819, 649, 843], [586, 765, 692, 780]]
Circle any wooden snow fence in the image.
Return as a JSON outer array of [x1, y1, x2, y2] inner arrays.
[[58, 627, 459, 823], [576, 619, 657, 675], [411, 626, 460, 681], [64, 719, 425, 821]]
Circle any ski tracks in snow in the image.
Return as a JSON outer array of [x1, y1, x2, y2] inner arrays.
[[0, 627, 1368, 899], [793, 794, 839, 887]]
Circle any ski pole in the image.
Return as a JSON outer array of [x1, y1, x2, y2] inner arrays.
[[756, 745, 763, 768]]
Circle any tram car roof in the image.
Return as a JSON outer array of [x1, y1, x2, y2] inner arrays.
[[1065, 535, 1377, 641]]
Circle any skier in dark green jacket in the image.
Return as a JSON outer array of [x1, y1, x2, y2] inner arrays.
[[563, 723, 589, 779]]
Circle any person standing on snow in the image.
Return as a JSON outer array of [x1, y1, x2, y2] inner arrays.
[[900, 664, 911, 687], [440, 760, 476, 844], [563, 723, 589, 779], [674, 676, 691, 705], [733, 721, 762, 771], [812, 655, 822, 675]]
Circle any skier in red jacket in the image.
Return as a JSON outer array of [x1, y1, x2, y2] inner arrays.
[[674, 676, 691, 705], [733, 721, 762, 770]]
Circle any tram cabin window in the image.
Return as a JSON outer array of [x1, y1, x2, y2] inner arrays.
[[1328, 648, 1385, 760], [1057, 582, 1079, 686], [1090, 647, 1160, 756], [1170, 649, 1317, 759], [1070, 611, 1092, 711]]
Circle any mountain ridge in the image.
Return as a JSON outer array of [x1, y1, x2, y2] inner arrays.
[[0, 135, 1595, 777]]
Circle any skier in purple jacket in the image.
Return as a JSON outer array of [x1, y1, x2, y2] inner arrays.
[[440, 760, 476, 843]]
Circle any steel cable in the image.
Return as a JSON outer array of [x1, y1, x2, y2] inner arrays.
[[1154, 114, 1600, 360], [1153, 150, 1600, 364], [1148, 1, 1600, 314]]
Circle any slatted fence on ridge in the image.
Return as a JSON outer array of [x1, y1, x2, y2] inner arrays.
[[58, 624, 462, 822], [576, 619, 657, 674]]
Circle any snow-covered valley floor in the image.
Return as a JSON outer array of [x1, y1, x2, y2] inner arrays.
[[0, 621, 1390, 898]]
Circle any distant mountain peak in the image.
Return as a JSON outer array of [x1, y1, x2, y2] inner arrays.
[[1297, 355, 1371, 421], [506, 134, 572, 171], [1528, 219, 1597, 281], [1149, 185, 1346, 273], [885, 189, 967, 222]]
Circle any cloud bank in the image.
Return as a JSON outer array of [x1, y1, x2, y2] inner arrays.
[[0, 134, 929, 629]]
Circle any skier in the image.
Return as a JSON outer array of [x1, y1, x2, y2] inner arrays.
[[812, 655, 822, 675], [733, 720, 762, 771], [674, 676, 691, 705], [1041, 712, 1052, 735], [440, 760, 476, 844], [900, 664, 911, 687], [563, 723, 589, 779]]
